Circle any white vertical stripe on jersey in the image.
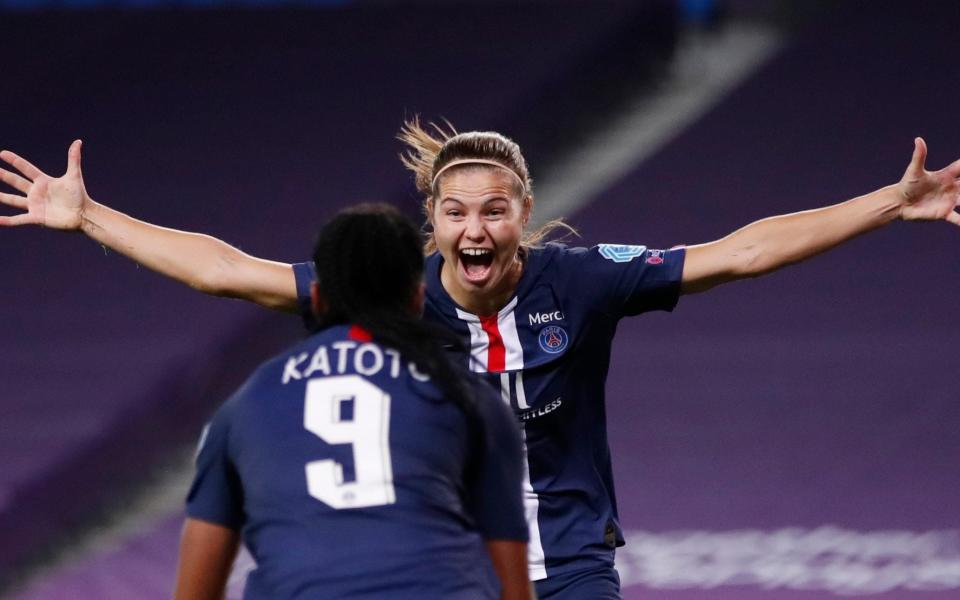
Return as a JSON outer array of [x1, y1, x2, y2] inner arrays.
[[456, 299, 546, 580], [515, 371, 530, 410], [520, 425, 547, 580], [455, 308, 488, 373], [496, 298, 524, 371], [499, 373, 511, 405]]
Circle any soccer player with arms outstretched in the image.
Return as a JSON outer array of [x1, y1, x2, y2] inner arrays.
[[2, 128, 958, 598]]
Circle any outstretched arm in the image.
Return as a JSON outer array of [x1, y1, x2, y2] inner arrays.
[[0, 141, 299, 311], [681, 138, 960, 294]]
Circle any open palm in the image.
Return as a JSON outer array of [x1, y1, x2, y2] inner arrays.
[[0, 140, 88, 230], [898, 137, 960, 224]]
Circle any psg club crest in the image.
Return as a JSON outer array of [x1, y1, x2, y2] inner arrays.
[[646, 249, 665, 264], [538, 325, 569, 354]]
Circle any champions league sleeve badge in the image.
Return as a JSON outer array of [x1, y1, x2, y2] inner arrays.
[[538, 325, 569, 354], [598, 244, 647, 263]]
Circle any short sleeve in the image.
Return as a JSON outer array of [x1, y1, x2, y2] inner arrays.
[[465, 385, 528, 542], [575, 244, 685, 317], [291, 261, 319, 331], [186, 406, 244, 530]]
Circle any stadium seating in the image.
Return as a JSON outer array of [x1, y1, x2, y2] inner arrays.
[[7, 2, 960, 598]]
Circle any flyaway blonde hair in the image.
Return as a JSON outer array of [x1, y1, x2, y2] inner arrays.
[[398, 117, 576, 253]]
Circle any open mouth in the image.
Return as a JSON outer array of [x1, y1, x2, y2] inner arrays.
[[459, 247, 494, 283]]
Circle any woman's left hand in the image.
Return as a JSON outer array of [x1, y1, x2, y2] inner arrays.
[[898, 137, 960, 224]]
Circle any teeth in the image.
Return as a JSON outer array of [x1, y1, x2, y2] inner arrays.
[[461, 248, 492, 257]]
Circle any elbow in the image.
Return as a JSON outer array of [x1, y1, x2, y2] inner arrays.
[[189, 273, 230, 297], [728, 244, 767, 280], [190, 252, 244, 299], [733, 245, 804, 281], [196, 254, 297, 313]]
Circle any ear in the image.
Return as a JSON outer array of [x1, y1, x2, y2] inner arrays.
[[425, 196, 436, 225], [310, 281, 327, 317], [522, 194, 534, 226], [410, 281, 426, 316]]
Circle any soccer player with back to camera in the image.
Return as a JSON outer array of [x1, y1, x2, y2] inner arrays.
[[1, 127, 958, 599], [172, 203, 532, 599]]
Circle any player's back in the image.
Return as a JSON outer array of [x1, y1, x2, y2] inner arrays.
[[188, 324, 508, 599]]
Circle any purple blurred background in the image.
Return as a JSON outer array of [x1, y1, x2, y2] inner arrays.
[[2, 1, 958, 598]]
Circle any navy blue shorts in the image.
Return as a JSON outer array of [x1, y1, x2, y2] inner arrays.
[[534, 566, 621, 599]]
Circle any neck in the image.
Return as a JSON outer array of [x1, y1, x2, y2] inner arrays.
[[441, 254, 523, 317]]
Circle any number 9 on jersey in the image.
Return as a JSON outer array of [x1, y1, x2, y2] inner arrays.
[[304, 375, 396, 509]]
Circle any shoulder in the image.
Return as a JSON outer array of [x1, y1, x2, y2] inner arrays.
[[539, 241, 668, 261], [527, 241, 613, 270], [529, 241, 583, 260], [520, 242, 579, 280], [239, 328, 343, 395], [554, 241, 683, 272], [425, 251, 443, 268]]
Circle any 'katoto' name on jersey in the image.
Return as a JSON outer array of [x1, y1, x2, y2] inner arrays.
[[282, 341, 429, 384]]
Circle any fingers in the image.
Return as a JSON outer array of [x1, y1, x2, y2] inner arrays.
[[0, 213, 38, 227], [0, 166, 31, 194], [0, 149, 43, 180], [946, 157, 960, 179], [66, 139, 83, 178], [0, 191, 27, 209], [946, 210, 960, 227], [909, 137, 928, 175]]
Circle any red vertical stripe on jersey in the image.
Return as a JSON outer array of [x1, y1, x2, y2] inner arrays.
[[479, 314, 506, 373]]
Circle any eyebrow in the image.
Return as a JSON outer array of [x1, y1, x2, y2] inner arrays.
[[439, 196, 511, 205]]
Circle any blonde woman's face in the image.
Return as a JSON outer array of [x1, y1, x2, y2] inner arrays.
[[432, 167, 529, 313]]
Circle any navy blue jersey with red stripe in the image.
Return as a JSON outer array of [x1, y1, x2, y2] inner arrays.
[[187, 324, 528, 599], [293, 242, 685, 580]]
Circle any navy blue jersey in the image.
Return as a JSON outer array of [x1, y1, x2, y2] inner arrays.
[[293, 242, 685, 580], [187, 324, 527, 599]]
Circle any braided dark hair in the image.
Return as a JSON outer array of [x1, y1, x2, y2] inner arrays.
[[311, 203, 480, 434]]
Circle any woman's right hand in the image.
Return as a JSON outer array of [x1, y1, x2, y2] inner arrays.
[[1, 139, 300, 311], [0, 139, 90, 230]]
